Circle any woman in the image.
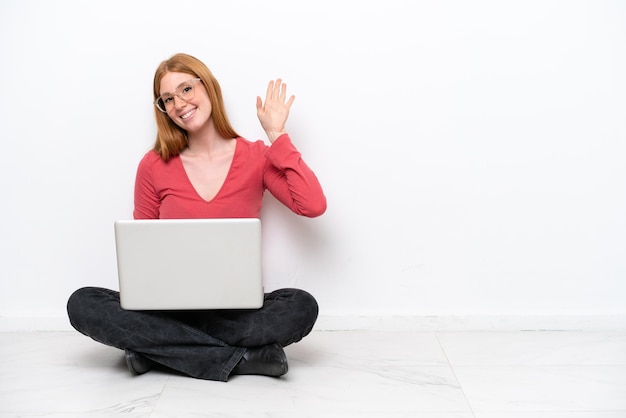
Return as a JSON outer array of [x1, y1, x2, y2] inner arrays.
[[67, 53, 326, 381]]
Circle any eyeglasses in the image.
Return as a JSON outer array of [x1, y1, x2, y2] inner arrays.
[[154, 78, 202, 113]]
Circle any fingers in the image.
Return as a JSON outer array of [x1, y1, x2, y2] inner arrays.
[[275, 79, 285, 101], [265, 79, 294, 104], [265, 80, 275, 102]]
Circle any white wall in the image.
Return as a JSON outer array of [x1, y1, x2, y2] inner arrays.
[[1, 0, 625, 330]]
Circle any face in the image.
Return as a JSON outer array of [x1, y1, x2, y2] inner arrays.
[[159, 72, 212, 133]]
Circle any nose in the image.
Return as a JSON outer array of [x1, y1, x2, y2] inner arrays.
[[173, 94, 188, 109]]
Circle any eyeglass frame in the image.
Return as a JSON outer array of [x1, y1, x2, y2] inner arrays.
[[154, 78, 202, 113]]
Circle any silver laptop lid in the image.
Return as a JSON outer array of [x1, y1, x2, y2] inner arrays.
[[114, 218, 264, 310]]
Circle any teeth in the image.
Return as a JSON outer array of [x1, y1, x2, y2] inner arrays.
[[181, 110, 194, 119]]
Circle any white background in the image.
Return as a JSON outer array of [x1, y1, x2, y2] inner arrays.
[[1, 0, 625, 329]]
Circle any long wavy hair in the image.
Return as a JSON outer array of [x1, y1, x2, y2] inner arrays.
[[152, 53, 240, 160]]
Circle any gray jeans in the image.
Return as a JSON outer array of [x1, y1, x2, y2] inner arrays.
[[67, 287, 318, 381]]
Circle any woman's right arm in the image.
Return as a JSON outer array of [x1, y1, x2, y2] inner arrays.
[[133, 153, 161, 219]]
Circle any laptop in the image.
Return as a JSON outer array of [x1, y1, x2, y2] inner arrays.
[[114, 218, 264, 310]]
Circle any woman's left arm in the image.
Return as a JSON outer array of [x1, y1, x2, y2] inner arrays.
[[257, 79, 326, 217], [263, 134, 327, 217]]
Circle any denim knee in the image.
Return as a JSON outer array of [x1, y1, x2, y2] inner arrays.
[[271, 288, 319, 345], [66, 286, 113, 334], [292, 289, 319, 330], [67, 287, 92, 332]]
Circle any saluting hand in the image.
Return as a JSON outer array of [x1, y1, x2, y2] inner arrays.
[[256, 79, 295, 143]]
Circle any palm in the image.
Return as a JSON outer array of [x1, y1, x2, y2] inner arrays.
[[256, 79, 295, 142]]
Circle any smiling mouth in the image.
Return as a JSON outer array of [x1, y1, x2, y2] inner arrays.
[[180, 109, 195, 120]]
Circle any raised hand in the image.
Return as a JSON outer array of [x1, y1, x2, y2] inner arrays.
[[256, 79, 295, 143]]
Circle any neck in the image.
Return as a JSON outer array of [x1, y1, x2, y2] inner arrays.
[[185, 120, 233, 156], [185, 132, 235, 158]]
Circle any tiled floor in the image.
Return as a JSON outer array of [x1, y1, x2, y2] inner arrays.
[[1, 330, 626, 417]]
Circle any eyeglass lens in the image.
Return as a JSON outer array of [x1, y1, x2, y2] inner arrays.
[[156, 80, 198, 112]]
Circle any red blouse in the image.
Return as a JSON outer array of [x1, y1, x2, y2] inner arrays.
[[133, 134, 326, 220]]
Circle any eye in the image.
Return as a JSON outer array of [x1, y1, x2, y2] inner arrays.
[[181, 84, 194, 96], [162, 95, 174, 104]]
